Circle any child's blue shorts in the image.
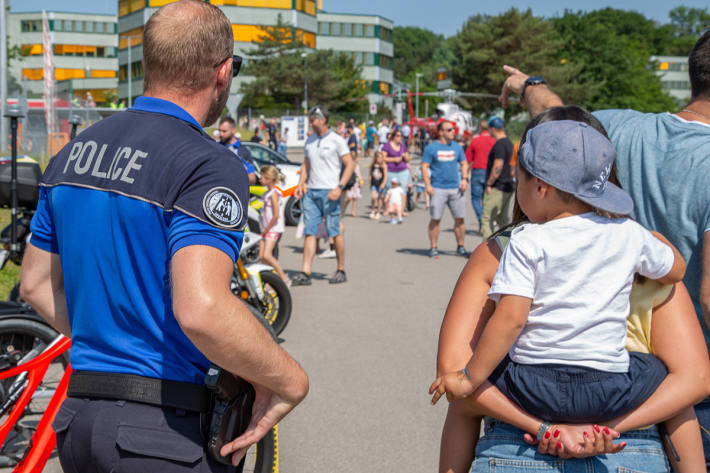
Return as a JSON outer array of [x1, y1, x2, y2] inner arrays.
[[489, 352, 667, 423]]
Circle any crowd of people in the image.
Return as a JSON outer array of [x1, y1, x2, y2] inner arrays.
[[18, 0, 710, 470]]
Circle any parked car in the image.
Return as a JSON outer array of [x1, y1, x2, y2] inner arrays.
[[241, 142, 302, 226]]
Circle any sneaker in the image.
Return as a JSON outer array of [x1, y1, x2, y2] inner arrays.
[[329, 270, 347, 284], [428, 247, 439, 258], [318, 249, 336, 259], [390, 218, 397, 225], [374, 213, 381, 220], [397, 217, 403, 224], [291, 272, 312, 286], [369, 212, 376, 219], [456, 246, 469, 257]]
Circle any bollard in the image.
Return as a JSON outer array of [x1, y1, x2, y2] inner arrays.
[[69, 114, 84, 140], [3, 105, 26, 256]]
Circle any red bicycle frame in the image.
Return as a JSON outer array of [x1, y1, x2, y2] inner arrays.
[[0, 335, 71, 473]]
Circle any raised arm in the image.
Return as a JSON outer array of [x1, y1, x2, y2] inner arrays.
[[499, 65, 564, 117]]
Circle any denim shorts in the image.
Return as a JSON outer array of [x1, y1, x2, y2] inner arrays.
[[489, 353, 667, 423], [303, 189, 341, 238], [472, 418, 670, 473]]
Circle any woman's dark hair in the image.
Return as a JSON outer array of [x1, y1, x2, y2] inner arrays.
[[490, 105, 619, 239], [689, 31, 710, 99]]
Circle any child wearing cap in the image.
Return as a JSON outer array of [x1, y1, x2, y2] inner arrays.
[[384, 177, 406, 224], [430, 120, 691, 461]]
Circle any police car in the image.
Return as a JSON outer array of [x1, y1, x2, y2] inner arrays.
[[241, 142, 302, 226]]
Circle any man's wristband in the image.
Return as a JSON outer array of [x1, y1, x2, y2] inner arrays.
[[536, 421, 552, 441], [462, 177, 469, 182], [461, 366, 471, 380], [337, 183, 344, 190]]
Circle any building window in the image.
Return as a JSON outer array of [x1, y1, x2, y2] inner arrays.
[[85, 21, 94, 33], [20, 44, 43, 56], [365, 24, 375, 37], [354, 52, 363, 65], [65, 20, 74, 32], [75, 21, 84, 33], [319, 21, 330, 35], [21, 20, 42, 32], [343, 23, 352, 36], [365, 52, 374, 65], [331, 22, 341, 36], [354, 23, 363, 37], [379, 26, 392, 42]]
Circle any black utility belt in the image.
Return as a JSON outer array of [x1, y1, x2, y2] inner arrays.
[[67, 370, 211, 413]]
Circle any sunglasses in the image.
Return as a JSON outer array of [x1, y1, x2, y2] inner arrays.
[[308, 106, 326, 119], [442, 128, 454, 132], [213, 54, 243, 78]]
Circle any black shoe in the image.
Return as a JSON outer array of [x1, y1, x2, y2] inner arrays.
[[456, 246, 469, 257], [329, 270, 347, 284], [428, 247, 439, 258], [291, 272, 312, 286]]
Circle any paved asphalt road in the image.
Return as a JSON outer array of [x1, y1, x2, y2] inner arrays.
[[9, 159, 485, 473], [276, 176, 482, 472]]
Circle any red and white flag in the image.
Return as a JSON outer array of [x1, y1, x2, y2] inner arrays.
[[42, 10, 55, 134]]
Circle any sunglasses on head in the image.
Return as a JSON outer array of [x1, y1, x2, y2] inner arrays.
[[213, 54, 243, 78]]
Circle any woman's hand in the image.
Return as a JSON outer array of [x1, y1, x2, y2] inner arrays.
[[429, 371, 475, 404], [523, 423, 625, 458]]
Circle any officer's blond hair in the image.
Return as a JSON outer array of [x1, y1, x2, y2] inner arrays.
[[143, 0, 233, 93]]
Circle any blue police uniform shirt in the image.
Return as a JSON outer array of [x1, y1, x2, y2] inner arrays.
[[223, 140, 256, 174], [30, 96, 249, 384], [421, 140, 466, 189]]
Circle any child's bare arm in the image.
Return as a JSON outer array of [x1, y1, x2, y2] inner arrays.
[[651, 231, 686, 284], [430, 294, 530, 402]]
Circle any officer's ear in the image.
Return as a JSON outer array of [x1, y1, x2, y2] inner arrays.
[[215, 58, 232, 89]]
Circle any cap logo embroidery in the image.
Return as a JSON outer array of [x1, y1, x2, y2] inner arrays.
[[592, 163, 611, 191], [203, 187, 242, 228]]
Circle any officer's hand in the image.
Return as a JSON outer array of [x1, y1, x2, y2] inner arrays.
[[328, 187, 342, 201], [220, 383, 300, 466]]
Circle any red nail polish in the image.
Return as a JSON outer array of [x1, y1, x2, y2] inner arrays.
[[603, 427, 610, 435], [557, 442, 562, 449], [554, 429, 560, 438], [544, 431, 551, 439], [594, 424, 600, 433], [583, 432, 588, 438]]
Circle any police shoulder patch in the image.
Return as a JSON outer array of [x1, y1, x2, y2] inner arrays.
[[202, 187, 243, 228]]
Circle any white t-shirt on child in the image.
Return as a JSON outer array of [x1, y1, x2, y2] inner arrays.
[[488, 212, 674, 373], [386, 187, 406, 205]]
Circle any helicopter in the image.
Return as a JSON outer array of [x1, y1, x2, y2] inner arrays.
[[404, 88, 505, 141]]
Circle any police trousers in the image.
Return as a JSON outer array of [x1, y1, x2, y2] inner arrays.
[[53, 397, 237, 473]]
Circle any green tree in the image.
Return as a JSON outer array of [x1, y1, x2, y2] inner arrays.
[[552, 9, 676, 112], [448, 9, 586, 116], [669, 6, 710, 37], [392, 26, 443, 79], [239, 15, 367, 112]]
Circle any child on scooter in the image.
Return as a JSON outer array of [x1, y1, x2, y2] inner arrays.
[[259, 165, 289, 285]]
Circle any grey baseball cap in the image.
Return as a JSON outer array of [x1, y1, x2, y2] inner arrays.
[[519, 120, 633, 215]]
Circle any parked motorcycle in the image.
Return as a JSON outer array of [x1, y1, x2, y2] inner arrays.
[[231, 232, 291, 336]]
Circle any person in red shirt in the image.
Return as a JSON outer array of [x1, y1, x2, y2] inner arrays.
[[465, 120, 496, 231]]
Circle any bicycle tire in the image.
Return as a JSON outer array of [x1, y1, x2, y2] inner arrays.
[[258, 271, 291, 336], [0, 317, 67, 468]]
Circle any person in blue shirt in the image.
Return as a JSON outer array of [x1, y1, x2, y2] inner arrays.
[[421, 120, 469, 258], [20, 1, 308, 471], [219, 116, 257, 184], [497, 31, 710, 469]]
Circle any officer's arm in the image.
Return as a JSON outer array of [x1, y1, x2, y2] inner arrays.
[[20, 244, 72, 337], [171, 244, 308, 403]]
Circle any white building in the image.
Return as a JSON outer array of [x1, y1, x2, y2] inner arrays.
[[8, 11, 118, 104], [652, 55, 692, 102], [117, 0, 318, 104], [316, 12, 394, 107]]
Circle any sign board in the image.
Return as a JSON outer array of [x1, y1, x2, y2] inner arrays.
[[369, 103, 377, 115], [281, 115, 308, 148]]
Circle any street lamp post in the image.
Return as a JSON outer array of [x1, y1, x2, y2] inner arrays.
[[415, 73, 422, 120], [301, 52, 308, 113]]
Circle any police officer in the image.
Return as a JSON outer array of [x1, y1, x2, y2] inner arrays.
[[20, 1, 308, 471]]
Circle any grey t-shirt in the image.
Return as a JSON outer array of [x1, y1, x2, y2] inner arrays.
[[594, 109, 710, 342]]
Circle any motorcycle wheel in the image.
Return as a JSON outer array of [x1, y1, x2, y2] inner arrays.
[[255, 271, 291, 336], [284, 197, 301, 226]]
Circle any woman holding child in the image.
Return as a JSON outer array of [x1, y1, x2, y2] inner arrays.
[[431, 107, 710, 473], [382, 129, 411, 190]]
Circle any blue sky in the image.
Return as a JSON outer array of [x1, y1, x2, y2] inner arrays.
[[10, 0, 709, 37]]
